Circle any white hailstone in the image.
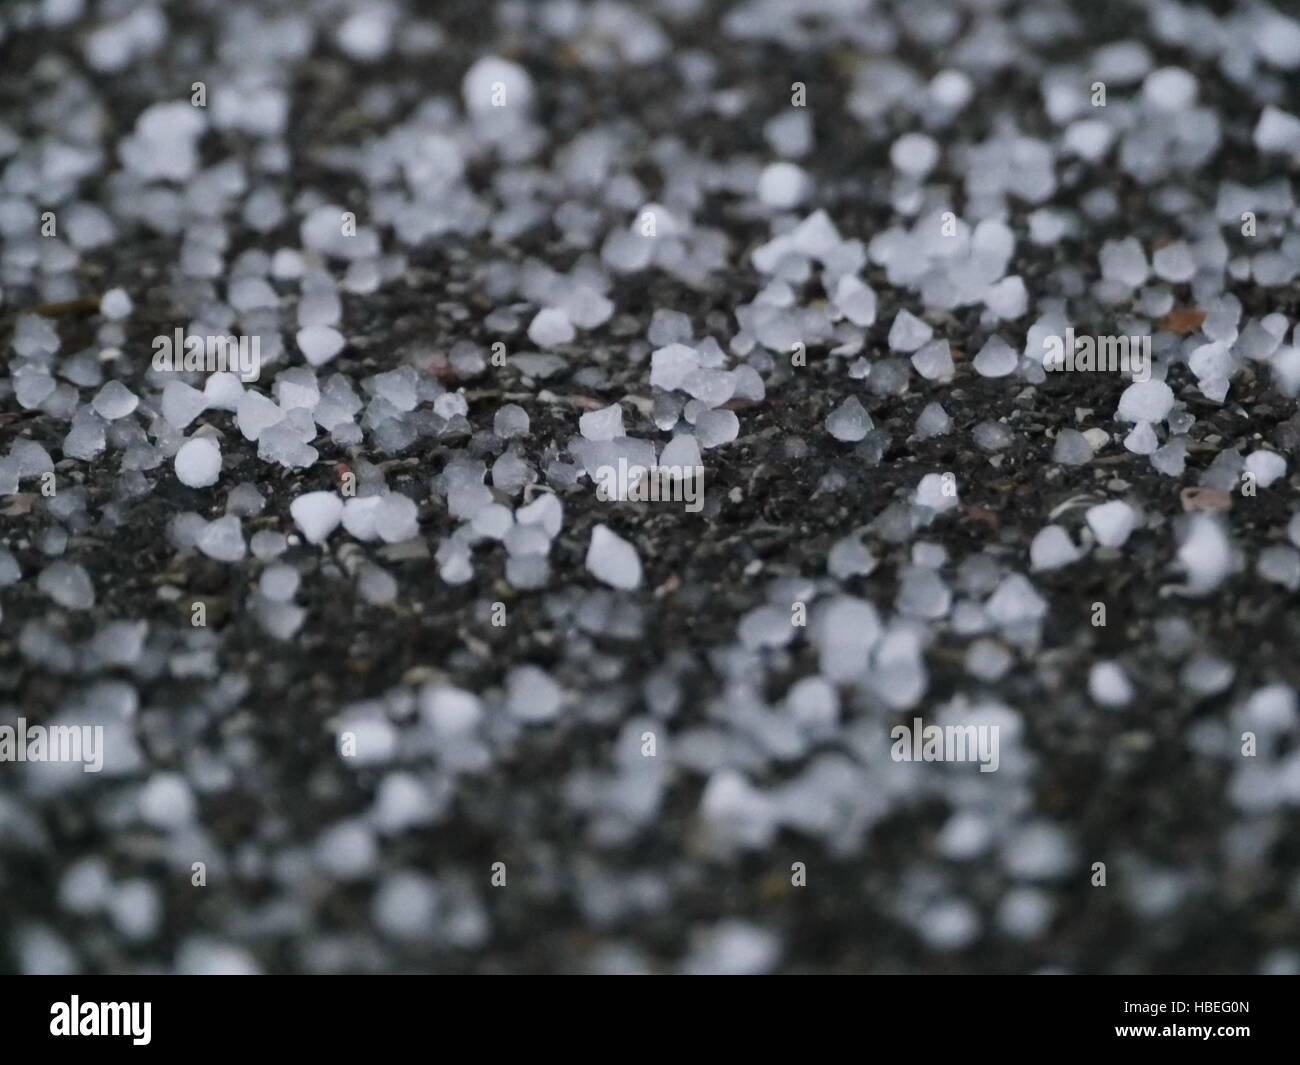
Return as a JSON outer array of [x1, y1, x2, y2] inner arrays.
[[38, 561, 94, 609], [251, 531, 288, 559], [100, 287, 133, 320], [1117, 379, 1174, 423], [738, 364, 764, 403], [227, 276, 278, 313], [419, 684, 483, 737], [375, 368, 419, 411], [314, 821, 378, 881], [64, 409, 106, 460], [1152, 241, 1196, 283], [373, 493, 419, 542], [259, 565, 299, 601], [1151, 440, 1186, 477], [1253, 106, 1300, 155], [290, 491, 344, 544], [236, 391, 284, 441], [341, 496, 382, 541], [694, 409, 739, 448], [1063, 119, 1114, 162], [1189, 341, 1231, 382], [174, 437, 222, 488], [928, 69, 973, 110], [685, 920, 780, 975], [204, 372, 245, 412], [138, 773, 196, 829], [1089, 662, 1134, 708], [516, 492, 563, 537], [472, 503, 513, 539], [911, 339, 953, 380], [494, 403, 529, 438], [833, 275, 877, 327], [579, 403, 625, 442], [811, 600, 883, 681], [371, 872, 438, 942], [915, 401, 951, 438], [1053, 428, 1093, 465], [527, 307, 575, 347], [825, 396, 871, 442], [0, 548, 20, 587], [682, 368, 735, 406], [586, 524, 642, 590], [914, 472, 958, 512], [973, 335, 1017, 377], [1099, 236, 1150, 288], [1258, 547, 1300, 590], [15, 368, 56, 409], [463, 55, 534, 116], [966, 640, 1013, 682], [650, 343, 701, 391], [984, 275, 1028, 319], [296, 325, 345, 367], [1086, 500, 1137, 548], [1142, 67, 1197, 111], [259, 426, 319, 469], [757, 162, 810, 208], [1244, 450, 1286, 487], [161, 380, 208, 428], [738, 605, 796, 649], [788, 208, 840, 258], [917, 900, 979, 950], [336, 7, 393, 60], [888, 309, 933, 352], [890, 132, 939, 176], [659, 433, 703, 471], [1030, 525, 1082, 571], [1123, 422, 1158, 455], [507, 665, 563, 723], [764, 109, 812, 157], [196, 516, 246, 562], [985, 574, 1047, 626], [91, 380, 138, 420]]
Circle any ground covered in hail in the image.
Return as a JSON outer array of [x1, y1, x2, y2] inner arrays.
[[2, 0, 1300, 974]]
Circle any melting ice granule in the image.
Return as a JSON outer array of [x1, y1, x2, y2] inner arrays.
[[296, 326, 345, 367], [527, 307, 575, 347], [174, 437, 222, 488], [197, 516, 246, 562], [973, 335, 1017, 377], [695, 409, 739, 448], [1117, 379, 1174, 423], [586, 524, 642, 590], [91, 381, 138, 420], [888, 309, 933, 352], [1030, 525, 1082, 570], [162, 380, 208, 429], [579, 403, 625, 442], [1052, 428, 1092, 465], [38, 561, 95, 610], [1086, 500, 1138, 548], [825, 397, 871, 442], [291, 491, 344, 544]]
